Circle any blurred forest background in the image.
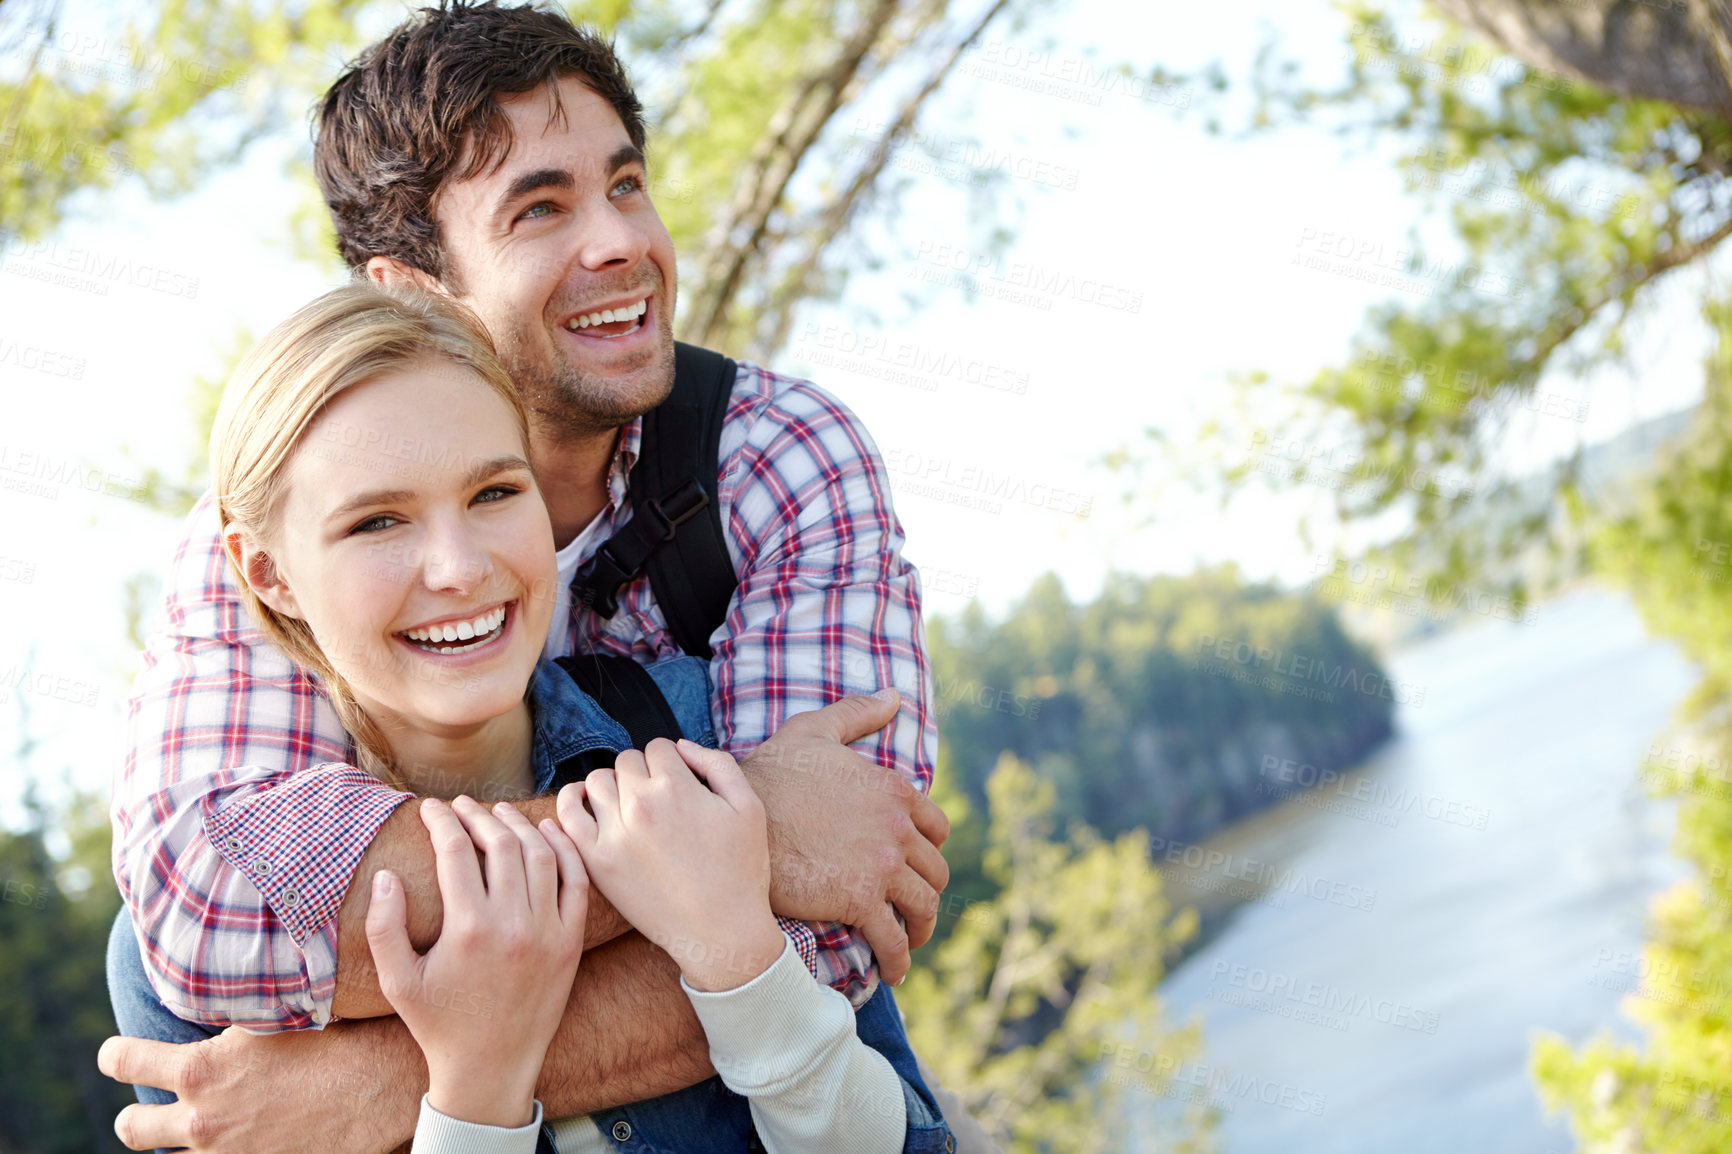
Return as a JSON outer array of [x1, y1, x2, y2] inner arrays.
[[6, 0, 1732, 1151]]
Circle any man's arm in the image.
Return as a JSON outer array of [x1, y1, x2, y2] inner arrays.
[[331, 795, 632, 1018], [100, 933, 713, 1154], [330, 693, 936, 1019], [705, 366, 949, 990]]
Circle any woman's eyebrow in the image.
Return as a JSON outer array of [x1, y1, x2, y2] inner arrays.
[[324, 456, 529, 525], [327, 487, 415, 524], [461, 454, 532, 487]]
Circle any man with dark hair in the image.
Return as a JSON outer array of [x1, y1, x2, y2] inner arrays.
[[98, 3, 959, 1150]]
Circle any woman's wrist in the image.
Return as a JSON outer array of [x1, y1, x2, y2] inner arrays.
[[673, 915, 788, 992], [427, 1071, 539, 1130]]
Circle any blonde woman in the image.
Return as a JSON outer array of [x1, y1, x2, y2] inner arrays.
[[106, 283, 948, 1153]]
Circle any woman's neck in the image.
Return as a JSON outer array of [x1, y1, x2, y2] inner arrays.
[[371, 699, 537, 803]]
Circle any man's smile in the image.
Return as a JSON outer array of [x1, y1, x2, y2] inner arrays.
[[565, 295, 648, 335], [562, 294, 653, 343]]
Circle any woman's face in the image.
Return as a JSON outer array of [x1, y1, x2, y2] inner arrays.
[[264, 362, 555, 735]]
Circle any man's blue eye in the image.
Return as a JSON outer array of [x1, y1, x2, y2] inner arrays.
[[612, 175, 643, 197], [520, 202, 553, 220]]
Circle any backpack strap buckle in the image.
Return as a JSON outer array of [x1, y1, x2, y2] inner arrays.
[[644, 477, 709, 542], [571, 477, 711, 619]]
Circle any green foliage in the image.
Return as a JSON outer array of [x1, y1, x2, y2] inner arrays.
[[0, 789, 129, 1153], [1525, 294, 1732, 1153], [1205, 2, 1732, 595], [928, 568, 1394, 848], [899, 754, 1211, 1154], [0, 0, 378, 243]]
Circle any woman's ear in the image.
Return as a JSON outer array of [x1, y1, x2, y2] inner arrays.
[[222, 523, 303, 619]]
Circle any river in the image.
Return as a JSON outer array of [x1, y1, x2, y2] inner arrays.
[[1128, 587, 1700, 1153]]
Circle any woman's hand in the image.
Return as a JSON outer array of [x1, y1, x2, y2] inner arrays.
[[365, 796, 587, 1126], [558, 738, 785, 992]]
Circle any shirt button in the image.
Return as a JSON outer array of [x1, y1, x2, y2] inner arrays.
[[253, 859, 272, 875], [945, 1136, 955, 1153], [611, 1120, 632, 1142], [223, 837, 242, 853], [280, 889, 300, 908]]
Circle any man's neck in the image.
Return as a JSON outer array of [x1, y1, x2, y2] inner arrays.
[[531, 426, 621, 549]]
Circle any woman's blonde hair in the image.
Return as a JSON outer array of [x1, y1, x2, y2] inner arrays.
[[210, 283, 529, 787]]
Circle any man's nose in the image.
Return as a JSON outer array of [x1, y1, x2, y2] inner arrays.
[[574, 199, 651, 271]]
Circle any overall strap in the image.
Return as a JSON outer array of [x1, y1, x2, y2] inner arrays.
[[554, 653, 683, 751]]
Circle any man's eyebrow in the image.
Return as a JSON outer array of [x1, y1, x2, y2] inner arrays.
[[606, 144, 646, 175], [494, 167, 573, 222], [325, 455, 531, 525]]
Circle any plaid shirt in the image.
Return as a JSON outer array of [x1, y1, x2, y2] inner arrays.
[[112, 361, 936, 1032]]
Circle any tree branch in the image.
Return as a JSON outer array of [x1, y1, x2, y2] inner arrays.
[[754, 0, 1017, 356], [686, 0, 902, 345]]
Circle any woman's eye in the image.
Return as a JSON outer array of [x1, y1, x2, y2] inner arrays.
[[349, 514, 398, 535], [473, 484, 522, 505]]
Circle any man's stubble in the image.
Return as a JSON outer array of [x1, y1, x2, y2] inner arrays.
[[493, 266, 678, 443]]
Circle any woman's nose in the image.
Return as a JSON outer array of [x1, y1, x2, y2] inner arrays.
[[421, 521, 490, 593]]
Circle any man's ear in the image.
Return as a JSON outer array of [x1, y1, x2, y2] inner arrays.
[[222, 523, 303, 620], [363, 255, 447, 296]]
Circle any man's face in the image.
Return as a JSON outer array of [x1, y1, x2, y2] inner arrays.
[[432, 77, 677, 440]]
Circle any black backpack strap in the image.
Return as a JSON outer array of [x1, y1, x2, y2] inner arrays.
[[570, 341, 739, 659], [554, 653, 684, 750]]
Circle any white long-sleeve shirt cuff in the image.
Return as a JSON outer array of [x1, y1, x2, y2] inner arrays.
[[681, 934, 904, 1154], [411, 1096, 543, 1154]]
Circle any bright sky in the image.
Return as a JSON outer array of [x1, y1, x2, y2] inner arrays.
[[0, 0, 1711, 816]]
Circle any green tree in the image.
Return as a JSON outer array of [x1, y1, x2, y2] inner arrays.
[[899, 753, 1211, 1154], [929, 569, 1395, 850], [0, 787, 129, 1152]]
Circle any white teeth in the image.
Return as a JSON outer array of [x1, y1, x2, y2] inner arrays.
[[403, 606, 507, 646], [565, 299, 646, 331]]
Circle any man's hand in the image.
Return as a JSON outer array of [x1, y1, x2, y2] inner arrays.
[[98, 933, 712, 1152], [97, 1019, 423, 1154], [739, 688, 951, 983]]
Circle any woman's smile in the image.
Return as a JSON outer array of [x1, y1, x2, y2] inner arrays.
[[397, 600, 515, 658]]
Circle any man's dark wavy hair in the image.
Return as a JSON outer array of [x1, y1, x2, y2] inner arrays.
[[313, 1, 646, 280]]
